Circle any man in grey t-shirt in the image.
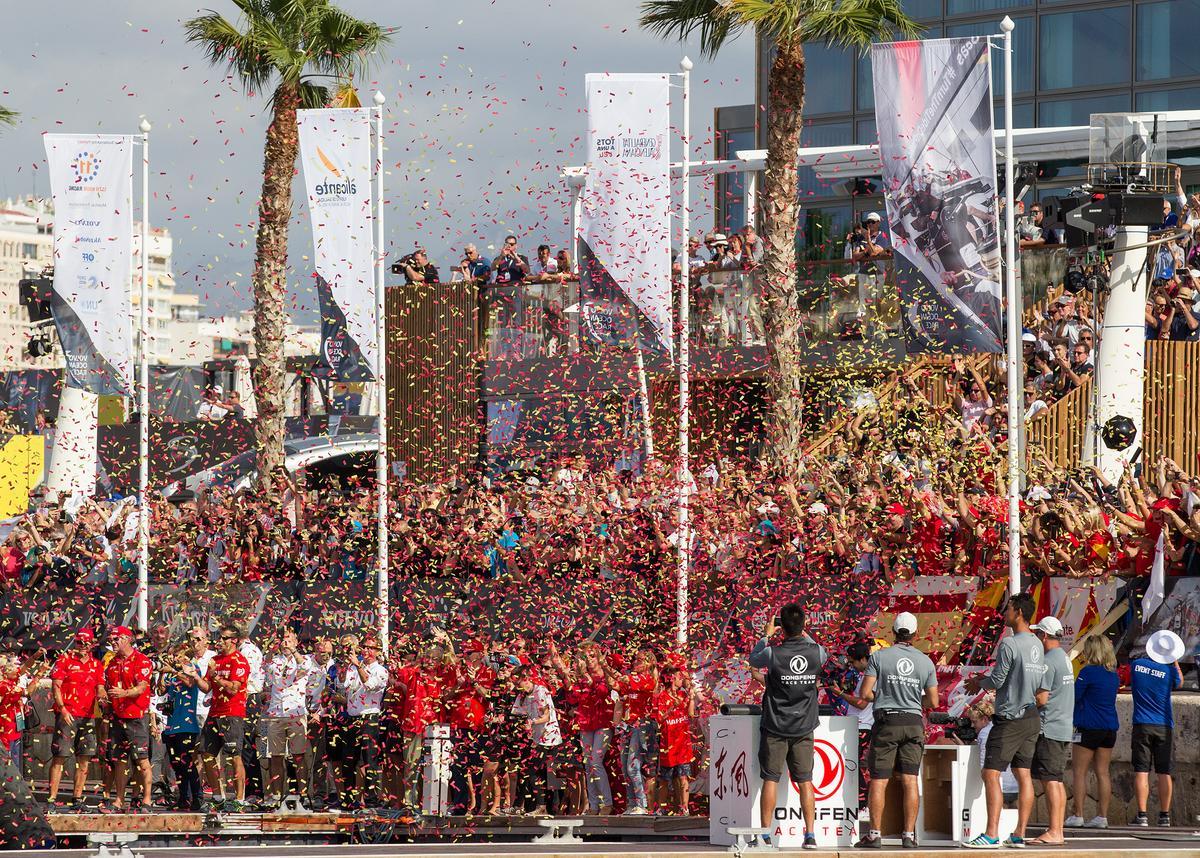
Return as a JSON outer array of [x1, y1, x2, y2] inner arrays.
[[964, 593, 1051, 849], [855, 612, 937, 850], [1029, 616, 1075, 846]]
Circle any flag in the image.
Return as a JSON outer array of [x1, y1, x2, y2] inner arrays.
[[1143, 531, 1167, 621], [871, 38, 1005, 353], [580, 74, 672, 352], [43, 134, 135, 395], [297, 108, 376, 380]]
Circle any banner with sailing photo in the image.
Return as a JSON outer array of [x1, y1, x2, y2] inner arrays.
[[871, 37, 1004, 353]]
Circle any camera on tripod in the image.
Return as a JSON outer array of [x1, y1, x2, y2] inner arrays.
[[929, 710, 978, 743]]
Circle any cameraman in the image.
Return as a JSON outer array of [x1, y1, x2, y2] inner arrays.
[[398, 248, 440, 285], [828, 642, 873, 809], [854, 613, 937, 850]]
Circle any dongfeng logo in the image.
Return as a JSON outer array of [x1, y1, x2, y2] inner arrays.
[[897, 657, 915, 677], [71, 151, 102, 184], [789, 655, 809, 675], [1030, 646, 1042, 663], [811, 739, 845, 801]]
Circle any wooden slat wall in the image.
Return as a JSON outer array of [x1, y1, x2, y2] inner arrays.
[[1027, 379, 1092, 470], [1143, 341, 1200, 472], [386, 283, 481, 484]]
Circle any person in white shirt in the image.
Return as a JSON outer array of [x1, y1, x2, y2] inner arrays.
[[263, 630, 316, 807], [830, 641, 875, 809], [337, 635, 388, 807], [236, 629, 266, 799], [187, 626, 217, 725], [512, 665, 562, 817]]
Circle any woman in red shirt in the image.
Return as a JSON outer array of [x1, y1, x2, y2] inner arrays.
[[653, 668, 697, 815], [561, 644, 614, 815]]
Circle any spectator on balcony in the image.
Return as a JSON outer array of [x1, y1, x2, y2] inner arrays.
[[1018, 203, 1056, 248], [1146, 287, 1172, 340], [400, 248, 440, 285], [686, 236, 707, 274], [1046, 341, 1089, 400], [846, 213, 891, 278], [459, 244, 491, 286], [740, 225, 764, 266], [493, 236, 530, 286], [951, 357, 993, 433], [532, 245, 559, 280], [1047, 295, 1081, 347], [1161, 285, 1199, 342]]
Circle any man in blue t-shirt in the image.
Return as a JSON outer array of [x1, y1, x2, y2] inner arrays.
[[1130, 630, 1185, 827]]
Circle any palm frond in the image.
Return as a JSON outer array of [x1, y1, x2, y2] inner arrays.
[[0, 105, 16, 127], [184, 11, 277, 95], [730, 0, 920, 49], [305, 6, 389, 77], [297, 80, 332, 109], [638, 0, 742, 59]]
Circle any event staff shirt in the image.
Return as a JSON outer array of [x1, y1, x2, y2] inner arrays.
[[1131, 657, 1182, 728], [51, 652, 104, 718], [104, 650, 154, 719], [979, 631, 1048, 720], [1039, 646, 1075, 742], [749, 634, 826, 737], [206, 651, 251, 718], [865, 642, 936, 714]]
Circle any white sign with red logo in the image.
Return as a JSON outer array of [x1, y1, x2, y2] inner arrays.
[[708, 714, 858, 848]]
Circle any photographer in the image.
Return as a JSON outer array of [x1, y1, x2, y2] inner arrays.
[[828, 642, 873, 808], [398, 248, 440, 285], [854, 613, 937, 850], [846, 213, 891, 276], [492, 236, 530, 286]]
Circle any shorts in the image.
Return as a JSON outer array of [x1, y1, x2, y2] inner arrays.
[[660, 763, 693, 780], [52, 714, 98, 759], [201, 716, 246, 758], [1131, 724, 1173, 774], [758, 731, 814, 784], [868, 713, 925, 778], [264, 715, 309, 757], [984, 709, 1040, 772], [110, 716, 151, 762], [1031, 737, 1070, 782], [1076, 729, 1117, 751]]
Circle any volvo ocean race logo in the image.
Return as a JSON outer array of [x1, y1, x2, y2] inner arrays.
[[312, 146, 357, 199]]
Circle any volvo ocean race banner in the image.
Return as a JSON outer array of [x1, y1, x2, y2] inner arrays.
[[44, 134, 135, 394], [298, 108, 376, 380], [871, 38, 1004, 353], [580, 74, 672, 352]]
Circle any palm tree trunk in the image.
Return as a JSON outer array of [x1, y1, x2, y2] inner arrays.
[[760, 37, 807, 477], [251, 82, 299, 489]]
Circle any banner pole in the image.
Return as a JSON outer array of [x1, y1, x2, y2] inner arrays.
[[137, 118, 151, 633], [677, 57, 693, 647], [1000, 17, 1022, 599], [373, 92, 390, 657], [635, 347, 654, 460]]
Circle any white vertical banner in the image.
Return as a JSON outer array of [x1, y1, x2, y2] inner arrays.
[[44, 134, 135, 395], [580, 73, 672, 352], [297, 108, 377, 380]]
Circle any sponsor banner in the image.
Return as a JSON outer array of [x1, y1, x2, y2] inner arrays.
[[0, 580, 136, 649], [1145, 578, 1200, 658], [43, 134, 135, 394], [297, 108, 376, 380], [1046, 577, 1120, 651], [871, 38, 1005, 353], [581, 74, 672, 352]]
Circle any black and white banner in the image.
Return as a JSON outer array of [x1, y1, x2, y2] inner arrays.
[[580, 74, 672, 352], [44, 134, 135, 394], [871, 38, 1004, 353], [298, 108, 376, 380]]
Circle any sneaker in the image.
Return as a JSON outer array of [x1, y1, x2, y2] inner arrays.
[[802, 832, 818, 850], [1132, 813, 1150, 827], [1158, 813, 1172, 827], [72, 798, 89, 814], [853, 833, 882, 849], [45, 800, 68, 814], [1083, 816, 1108, 829], [1002, 834, 1026, 848], [902, 833, 919, 849], [963, 833, 1001, 849], [624, 806, 648, 816], [1064, 816, 1085, 828]]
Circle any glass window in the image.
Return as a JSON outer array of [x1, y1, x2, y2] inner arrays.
[[993, 102, 1034, 129], [798, 122, 853, 199], [856, 118, 877, 144], [904, 0, 941, 20], [857, 51, 874, 111], [947, 18, 1032, 95], [797, 204, 854, 261], [1136, 87, 1200, 111], [1039, 8, 1130, 91], [21, 243, 38, 259], [803, 43, 853, 115], [946, 0, 1030, 17], [718, 127, 756, 232], [1137, 0, 1200, 82], [1038, 92, 1130, 127]]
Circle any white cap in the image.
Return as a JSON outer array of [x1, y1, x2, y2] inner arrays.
[[212, 384, 224, 395], [1147, 629, 1186, 665], [1031, 616, 1064, 637], [864, 212, 882, 222], [807, 501, 829, 514], [893, 612, 918, 635], [710, 233, 729, 245]]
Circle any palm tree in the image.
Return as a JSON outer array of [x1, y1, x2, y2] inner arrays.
[[185, 1, 388, 485], [641, 0, 918, 475]]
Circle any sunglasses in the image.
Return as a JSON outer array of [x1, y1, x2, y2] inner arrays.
[[219, 635, 238, 641]]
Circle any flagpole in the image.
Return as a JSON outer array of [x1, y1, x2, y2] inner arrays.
[[676, 56, 692, 647], [137, 117, 151, 633], [635, 347, 654, 460], [373, 91, 390, 657], [1000, 17, 1022, 599]]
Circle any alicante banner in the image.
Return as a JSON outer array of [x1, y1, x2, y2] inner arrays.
[[44, 134, 135, 394], [297, 108, 376, 380], [580, 73, 672, 352], [871, 38, 1004, 353]]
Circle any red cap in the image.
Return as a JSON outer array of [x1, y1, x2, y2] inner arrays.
[[75, 629, 95, 643], [885, 502, 907, 516], [110, 626, 134, 639], [462, 640, 485, 654]]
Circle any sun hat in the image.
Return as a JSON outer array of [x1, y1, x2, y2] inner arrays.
[[1147, 629, 1185, 665]]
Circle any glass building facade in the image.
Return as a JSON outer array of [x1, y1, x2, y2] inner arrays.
[[714, 0, 1200, 257]]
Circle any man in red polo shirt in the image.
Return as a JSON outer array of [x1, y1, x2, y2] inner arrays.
[[447, 641, 493, 814], [602, 648, 658, 815], [103, 626, 153, 812], [194, 623, 250, 811], [392, 633, 456, 811], [48, 629, 105, 811]]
